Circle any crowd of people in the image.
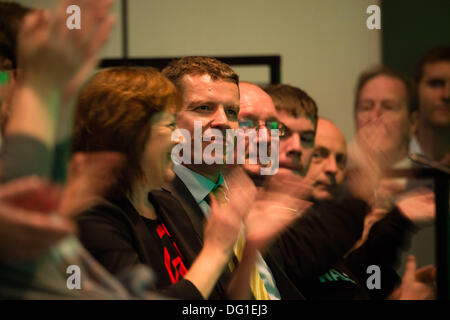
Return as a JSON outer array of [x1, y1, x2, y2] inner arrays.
[[0, 0, 448, 300]]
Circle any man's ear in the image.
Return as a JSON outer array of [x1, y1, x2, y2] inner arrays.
[[408, 110, 419, 139]]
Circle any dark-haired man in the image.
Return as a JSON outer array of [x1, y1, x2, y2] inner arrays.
[[412, 46, 450, 165]]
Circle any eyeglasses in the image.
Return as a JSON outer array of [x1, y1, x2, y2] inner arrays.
[[238, 118, 286, 137]]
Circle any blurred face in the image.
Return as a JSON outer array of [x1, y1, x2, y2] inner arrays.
[[418, 61, 450, 128], [278, 111, 316, 177], [306, 119, 347, 201], [239, 83, 281, 176], [176, 74, 239, 175], [355, 75, 416, 161], [141, 110, 177, 191]]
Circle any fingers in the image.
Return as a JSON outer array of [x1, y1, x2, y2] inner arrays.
[[208, 193, 218, 213], [378, 178, 406, 195], [87, 14, 116, 58], [415, 265, 437, 283], [0, 176, 54, 200], [402, 254, 417, 284]]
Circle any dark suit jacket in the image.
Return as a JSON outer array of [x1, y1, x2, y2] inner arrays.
[[150, 175, 371, 300], [76, 197, 203, 300], [149, 175, 239, 300]]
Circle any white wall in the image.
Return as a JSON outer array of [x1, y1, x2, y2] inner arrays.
[[13, 0, 381, 141]]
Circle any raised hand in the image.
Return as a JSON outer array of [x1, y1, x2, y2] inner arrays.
[[58, 151, 125, 217], [18, 0, 116, 100], [389, 255, 436, 300], [244, 172, 313, 252], [395, 188, 435, 227], [203, 167, 256, 256]]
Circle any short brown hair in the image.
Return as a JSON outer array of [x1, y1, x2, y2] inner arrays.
[[264, 84, 318, 124], [73, 67, 181, 197], [414, 45, 450, 84], [161, 56, 239, 90], [354, 66, 415, 114]]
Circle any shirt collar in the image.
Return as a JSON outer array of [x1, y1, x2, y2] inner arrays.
[[173, 164, 226, 204], [409, 135, 423, 156]]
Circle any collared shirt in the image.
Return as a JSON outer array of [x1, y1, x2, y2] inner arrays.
[[409, 135, 423, 156], [173, 164, 281, 300], [173, 164, 226, 218]]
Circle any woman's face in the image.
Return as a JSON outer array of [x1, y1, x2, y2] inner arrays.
[[141, 109, 177, 191]]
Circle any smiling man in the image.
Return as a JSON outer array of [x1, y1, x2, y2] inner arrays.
[[163, 57, 240, 182]]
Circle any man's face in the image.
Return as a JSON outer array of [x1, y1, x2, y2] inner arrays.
[[355, 75, 415, 159], [277, 111, 316, 177], [306, 118, 347, 201], [418, 61, 450, 128], [176, 74, 240, 174], [238, 83, 279, 176]]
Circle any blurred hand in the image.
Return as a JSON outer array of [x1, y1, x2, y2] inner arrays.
[[202, 167, 256, 256], [18, 0, 116, 100], [440, 153, 450, 167], [59, 151, 125, 217], [264, 168, 313, 201], [395, 188, 435, 227], [0, 176, 74, 263], [346, 118, 395, 203], [389, 255, 436, 300], [244, 172, 313, 252]]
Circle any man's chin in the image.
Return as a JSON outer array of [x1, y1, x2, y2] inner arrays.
[[244, 163, 261, 176], [312, 189, 333, 201]]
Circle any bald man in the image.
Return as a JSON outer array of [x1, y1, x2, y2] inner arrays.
[[238, 82, 285, 181], [306, 118, 347, 201]]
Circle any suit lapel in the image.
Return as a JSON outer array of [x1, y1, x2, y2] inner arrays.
[[161, 176, 206, 243], [153, 176, 234, 299]]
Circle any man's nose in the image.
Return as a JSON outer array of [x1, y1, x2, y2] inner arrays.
[[211, 107, 230, 129], [286, 133, 302, 161], [257, 121, 272, 144], [368, 105, 382, 121], [324, 155, 338, 175]]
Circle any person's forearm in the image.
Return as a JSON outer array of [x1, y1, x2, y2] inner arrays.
[[56, 95, 77, 143], [52, 95, 77, 183], [184, 245, 230, 299], [6, 83, 60, 148]]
